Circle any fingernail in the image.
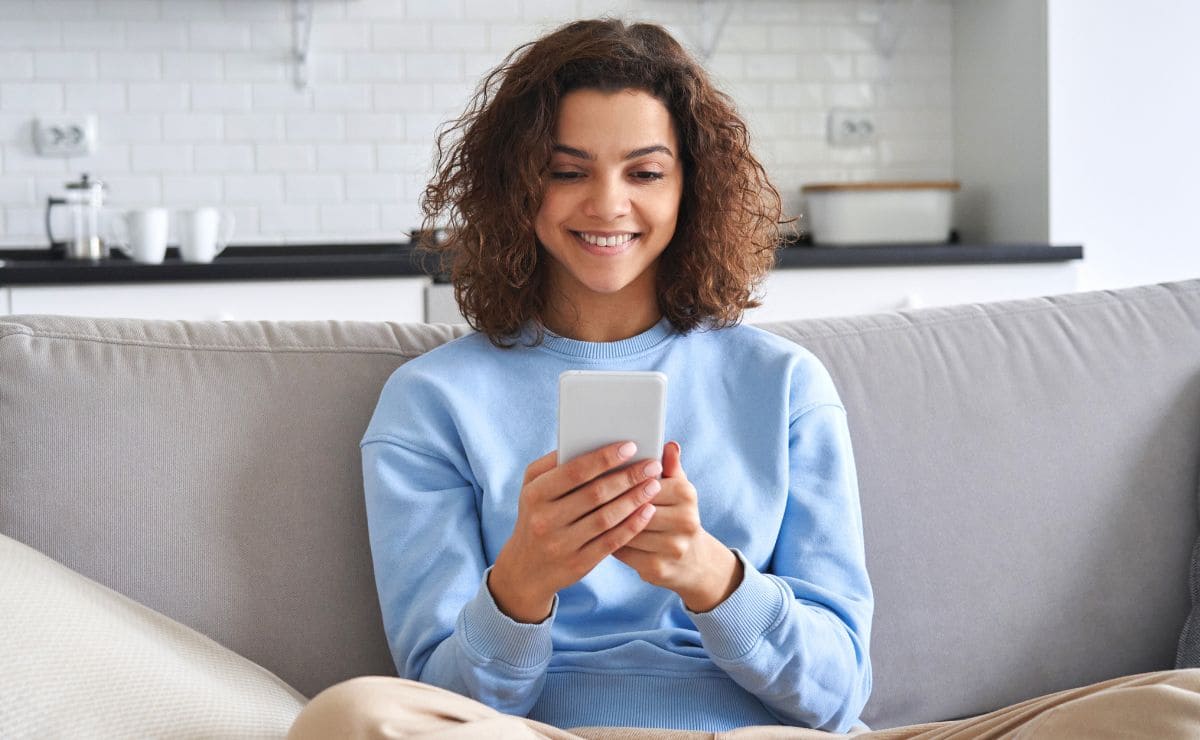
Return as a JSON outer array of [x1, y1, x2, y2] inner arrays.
[[640, 504, 656, 520], [618, 441, 637, 459], [643, 479, 661, 498], [644, 460, 662, 478]]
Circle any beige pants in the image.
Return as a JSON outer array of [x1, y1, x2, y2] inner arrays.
[[288, 668, 1200, 739]]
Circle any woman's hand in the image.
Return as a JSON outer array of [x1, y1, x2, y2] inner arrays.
[[613, 442, 744, 613], [489, 441, 663, 623]]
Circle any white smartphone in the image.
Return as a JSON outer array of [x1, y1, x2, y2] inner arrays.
[[557, 370, 668, 470]]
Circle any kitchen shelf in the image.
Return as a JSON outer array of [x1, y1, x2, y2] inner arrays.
[[0, 241, 1083, 287]]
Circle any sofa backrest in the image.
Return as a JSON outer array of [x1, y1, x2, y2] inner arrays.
[[2, 279, 1199, 729]]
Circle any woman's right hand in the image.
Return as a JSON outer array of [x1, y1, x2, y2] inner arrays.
[[488, 441, 663, 623]]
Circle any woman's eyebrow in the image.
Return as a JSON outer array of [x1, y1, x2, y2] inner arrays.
[[551, 143, 675, 160]]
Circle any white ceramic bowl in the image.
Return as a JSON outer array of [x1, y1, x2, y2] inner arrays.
[[802, 181, 960, 245]]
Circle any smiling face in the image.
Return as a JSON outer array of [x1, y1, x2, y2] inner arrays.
[[534, 87, 684, 337]]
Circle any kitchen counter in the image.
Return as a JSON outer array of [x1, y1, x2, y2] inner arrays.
[[0, 241, 1082, 286]]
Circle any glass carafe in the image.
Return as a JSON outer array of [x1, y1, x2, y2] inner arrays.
[[45, 173, 107, 260]]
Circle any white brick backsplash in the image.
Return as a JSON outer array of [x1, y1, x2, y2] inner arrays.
[[224, 113, 285, 142], [463, 0, 520, 21], [162, 53, 224, 83], [406, 0, 464, 21], [314, 23, 373, 52], [252, 83, 314, 112], [194, 144, 254, 173], [320, 203, 380, 232], [371, 22, 432, 51], [192, 83, 253, 111], [65, 83, 127, 112], [256, 144, 317, 172], [217, 53, 284, 82], [0, 21, 61, 49], [124, 22, 189, 50], [313, 84, 374, 112], [221, 0, 287, 22], [3, 82, 64, 112], [346, 113, 405, 141], [346, 173, 403, 201], [162, 175, 223, 204], [432, 24, 488, 51], [286, 174, 343, 203], [373, 82, 433, 111], [225, 174, 283, 203], [100, 113, 162, 143], [190, 22, 252, 51], [62, 22, 126, 51], [0, 52, 34, 80], [827, 82, 875, 108], [377, 143, 435, 173], [99, 52, 161, 80], [132, 144, 192, 172], [102, 174, 161, 205], [771, 82, 825, 109], [285, 113, 346, 142], [259, 204, 320, 234], [346, 0, 406, 20], [67, 143, 131, 174], [318, 144, 375, 171], [36, 52, 98, 80], [0, 0, 953, 245], [346, 54, 405, 82], [128, 82, 189, 111], [0, 177, 36, 205], [405, 53, 463, 81]]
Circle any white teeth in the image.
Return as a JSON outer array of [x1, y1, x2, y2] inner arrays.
[[577, 232, 635, 247]]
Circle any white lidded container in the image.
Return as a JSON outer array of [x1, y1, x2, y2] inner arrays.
[[801, 181, 960, 245]]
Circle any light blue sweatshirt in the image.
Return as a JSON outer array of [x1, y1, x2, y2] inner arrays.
[[361, 319, 873, 732]]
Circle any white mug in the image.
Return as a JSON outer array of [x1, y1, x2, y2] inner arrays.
[[108, 208, 169, 264], [178, 207, 235, 263]]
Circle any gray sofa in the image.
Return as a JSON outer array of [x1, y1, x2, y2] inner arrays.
[[3, 278, 1199, 737]]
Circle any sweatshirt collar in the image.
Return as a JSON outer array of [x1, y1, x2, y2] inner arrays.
[[536, 317, 677, 359]]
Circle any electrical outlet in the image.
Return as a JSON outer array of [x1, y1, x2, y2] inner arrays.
[[827, 109, 877, 147], [34, 115, 98, 158]]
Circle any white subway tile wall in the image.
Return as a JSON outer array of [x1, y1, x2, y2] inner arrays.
[[0, 0, 952, 246]]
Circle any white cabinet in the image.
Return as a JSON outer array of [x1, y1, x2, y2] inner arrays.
[[6, 277, 429, 322], [743, 262, 1079, 323]]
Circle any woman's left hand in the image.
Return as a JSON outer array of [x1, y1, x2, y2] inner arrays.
[[613, 441, 744, 612]]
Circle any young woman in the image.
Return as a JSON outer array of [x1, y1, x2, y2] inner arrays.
[[289, 17, 1200, 740]]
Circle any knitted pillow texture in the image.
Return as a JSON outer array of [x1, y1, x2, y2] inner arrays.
[[0, 534, 306, 738], [1178, 471, 1200, 668]]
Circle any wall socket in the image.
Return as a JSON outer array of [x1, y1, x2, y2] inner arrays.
[[827, 109, 877, 147], [34, 115, 97, 158]]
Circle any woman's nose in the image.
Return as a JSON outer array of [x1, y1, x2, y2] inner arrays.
[[584, 176, 631, 221]]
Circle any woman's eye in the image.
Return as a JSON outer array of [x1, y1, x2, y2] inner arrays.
[[549, 171, 583, 180], [632, 171, 665, 181]]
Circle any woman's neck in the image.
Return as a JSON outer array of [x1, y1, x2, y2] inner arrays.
[[542, 293, 662, 343]]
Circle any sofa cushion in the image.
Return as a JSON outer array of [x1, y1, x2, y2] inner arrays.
[[0, 533, 306, 738], [0, 316, 470, 700], [1176, 474, 1200, 668]]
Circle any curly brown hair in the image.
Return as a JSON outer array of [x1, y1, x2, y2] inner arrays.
[[420, 17, 785, 346]]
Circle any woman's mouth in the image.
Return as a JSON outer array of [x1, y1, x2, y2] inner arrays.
[[571, 230, 641, 256]]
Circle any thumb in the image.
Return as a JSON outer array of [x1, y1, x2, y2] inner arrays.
[[662, 441, 685, 479]]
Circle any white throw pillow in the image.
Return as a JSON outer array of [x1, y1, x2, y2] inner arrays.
[[0, 534, 306, 738]]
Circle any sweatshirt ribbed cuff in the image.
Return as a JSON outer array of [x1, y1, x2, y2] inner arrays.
[[684, 549, 788, 661], [458, 566, 556, 671]]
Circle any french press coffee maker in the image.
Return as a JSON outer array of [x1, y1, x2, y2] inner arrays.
[[45, 173, 108, 260]]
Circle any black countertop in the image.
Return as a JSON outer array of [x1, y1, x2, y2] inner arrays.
[[0, 241, 1083, 286]]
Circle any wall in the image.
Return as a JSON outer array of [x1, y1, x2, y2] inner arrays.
[[1048, 0, 1200, 289], [0, 0, 953, 248], [951, 0, 1047, 244]]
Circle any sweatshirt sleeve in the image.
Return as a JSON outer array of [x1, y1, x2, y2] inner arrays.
[[361, 379, 555, 716], [685, 402, 873, 733]]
